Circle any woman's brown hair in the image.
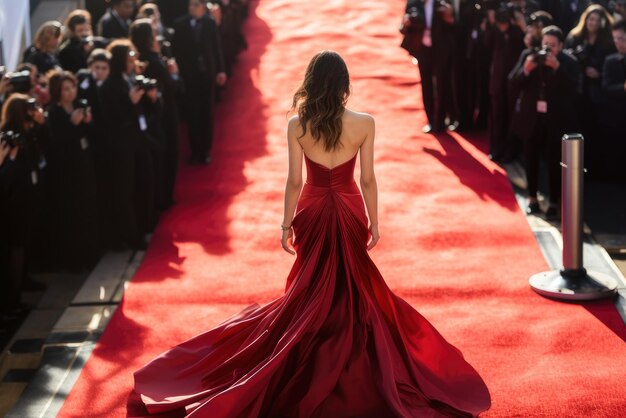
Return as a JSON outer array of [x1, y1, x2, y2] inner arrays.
[[47, 70, 78, 105], [107, 39, 135, 77], [567, 4, 614, 49], [1, 94, 33, 133], [64, 9, 92, 34], [290, 51, 350, 152]]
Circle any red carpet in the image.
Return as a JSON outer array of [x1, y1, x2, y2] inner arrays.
[[58, 1, 626, 417]]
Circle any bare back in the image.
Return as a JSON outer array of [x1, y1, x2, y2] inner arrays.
[[292, 108, 374, 170]]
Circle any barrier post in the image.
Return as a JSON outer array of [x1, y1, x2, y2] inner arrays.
[[529, 134, 618, 300]]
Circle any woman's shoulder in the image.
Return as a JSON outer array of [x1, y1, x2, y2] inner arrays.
[[343, 109, 375, 132], [344, 108, 374, 122]]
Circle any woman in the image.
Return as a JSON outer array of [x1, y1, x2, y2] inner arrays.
[[22, 21, 63, 75], [134, 51, 491, 417], [45, 70, 99, 271], [565, 4, 615, 178], [130, 18, 180, 210], [0, 94, 48, 315], [99, 39, 155, 250]]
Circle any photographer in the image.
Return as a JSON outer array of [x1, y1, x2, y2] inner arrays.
[[59, 10, 99, 74], [130, 18, 180, 209], [600, 19, 626, 181], [402, 0, 457, 133], [0, 94, 48, 316], [99, 39, 155, 250], [509, 25, 582, 218], [45, 70, 99, 271], [2, 64, 51, 107]]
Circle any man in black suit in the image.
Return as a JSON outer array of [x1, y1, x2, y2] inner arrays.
[[600, 20, 626, 181], [97, 0, 136, 40], [173, 0, 227, 165], [402, 0, 456, 133], [509, 25, 582, 218]]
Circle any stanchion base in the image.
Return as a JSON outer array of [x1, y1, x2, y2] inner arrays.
[[529, 270, 618, 301]]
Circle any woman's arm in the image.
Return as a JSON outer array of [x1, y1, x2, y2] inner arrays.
[[281, 116, 303, 254], [359, 114, 379, 250]]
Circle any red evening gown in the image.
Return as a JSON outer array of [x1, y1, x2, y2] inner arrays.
[[133, 152, 492, 417]]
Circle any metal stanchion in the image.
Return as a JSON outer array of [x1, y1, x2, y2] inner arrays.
[[529, 134, 618, 300]]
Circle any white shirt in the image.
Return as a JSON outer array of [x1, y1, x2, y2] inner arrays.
[[422, 0, 434, 47], [424, 0, 433, 29]]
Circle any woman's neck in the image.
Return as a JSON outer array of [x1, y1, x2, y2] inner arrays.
[[587, 32, 597, 44], [60, 101, 73, 113]]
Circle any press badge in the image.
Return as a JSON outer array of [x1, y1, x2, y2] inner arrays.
[[80, 137, 89, 150], [139, 115, 148, 131], [422, 29, 432, 48], [536, 100, 548, 113], [38, 156, 47, 170], [31, 170, 38, 185]]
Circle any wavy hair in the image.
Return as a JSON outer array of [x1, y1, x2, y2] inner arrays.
[[290, 51, 350, 152], [566, 4, 614, 50]]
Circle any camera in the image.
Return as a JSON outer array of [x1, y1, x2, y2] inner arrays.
[[75, 98, 89, 110], [569, 45, 588, 67], [0, 130, 25, 147], [405, 7, 425, 31], [4, 70, 32, 93], [26, 97, 39, 111], [531, 46, 551, 65], [133, 75, 158, 91], [77, 35, 94, 48]]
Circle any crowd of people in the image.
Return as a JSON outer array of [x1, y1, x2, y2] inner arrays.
[[0, 0, 248, 327], [401, 0, 626, 218]]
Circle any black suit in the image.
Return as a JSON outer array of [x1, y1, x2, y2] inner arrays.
[[404, 0, 456, 130], [602, 53, 626, 128], [173, 14, 225, 162], [509, 49, 582, 203], [601, 53, 626, 180], [97, 9, 130, 40]]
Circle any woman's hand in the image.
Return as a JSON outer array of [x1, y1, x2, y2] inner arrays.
[[83, 107, 93, 124], [0, 140, 10, 166], [129, 86, 145, 104], [585, 67, 600, 79], [281, 227, 295, 255], [367, 224, 379, 251], [70, 109, 85, 125]]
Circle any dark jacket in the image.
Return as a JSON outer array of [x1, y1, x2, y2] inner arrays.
[[401, 0, 456, 61], [508, 49, 582, 141], [602, 53, 626, 128], [98, 75, 142, 149], [172, 14, 226, 81], [97, 10, 130, 40], [486, 24, 525, 96], [22, 46, 60, 74]]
